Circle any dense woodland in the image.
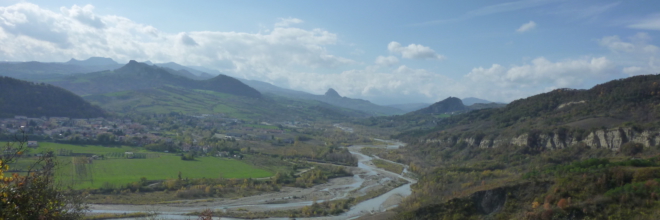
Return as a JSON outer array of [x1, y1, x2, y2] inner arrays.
[[0, 76, 106, 118]]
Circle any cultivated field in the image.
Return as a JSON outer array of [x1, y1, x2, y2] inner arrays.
[[8, 142, 273, 189]]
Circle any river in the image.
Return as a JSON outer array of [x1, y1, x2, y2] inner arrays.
[[89, 141, 414, 220]]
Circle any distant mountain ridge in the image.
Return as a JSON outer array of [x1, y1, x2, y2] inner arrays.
[[409, 97, 506, 115], [386, 103, 432, 113], [153, 62, 215, 80], [66, 57, 119, 66], [411, 97, 466, 115], [48, 60, 261, 98], [0, 76, 105, 118], [236, 80, 405, 116], [0, 58, 403, 116], [0, 60, 123, 81], [85, 85, 370, 121], [461, 97, 491, 106]]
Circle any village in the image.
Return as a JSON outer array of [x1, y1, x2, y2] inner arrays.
[[0, 114, 314, 155]]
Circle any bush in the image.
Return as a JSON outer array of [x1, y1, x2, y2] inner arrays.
[[181, 153, 195, 161], [1, 139, 86, 219], [621, 142, 644, 156]]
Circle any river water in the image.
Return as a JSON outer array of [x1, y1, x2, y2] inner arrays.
[[92, 141, 414, 220]]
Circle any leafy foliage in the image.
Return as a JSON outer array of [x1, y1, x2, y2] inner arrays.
[[1, 138, 86, 219]]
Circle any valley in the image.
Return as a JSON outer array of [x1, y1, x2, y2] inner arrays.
[[1, 2, 658, 219], [4, 58, 660, 220], [85, 141, 414, 220]]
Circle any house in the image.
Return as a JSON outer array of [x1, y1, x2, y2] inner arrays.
[[216, 151, 229, 157], [226, 133, 243, 138], [27, 141, 39, 148], [125, 152, 134, 158]]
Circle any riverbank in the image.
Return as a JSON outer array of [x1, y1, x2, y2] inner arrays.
[[88, 141, 414, 220]]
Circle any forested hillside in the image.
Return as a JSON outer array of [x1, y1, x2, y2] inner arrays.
[[376, 74, 660, 219], [85, 85, 370, 121], [0, 76, 105, 118], [49, 61, 262, 98]]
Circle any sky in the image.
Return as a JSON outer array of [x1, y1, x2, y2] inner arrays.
[[0, 0, 659, 105]]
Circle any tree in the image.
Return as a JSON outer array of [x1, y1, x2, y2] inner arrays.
[[0, 135, 86, 219], [557, 198, 568, 210]]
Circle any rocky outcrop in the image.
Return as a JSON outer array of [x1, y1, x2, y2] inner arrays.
[[424, 127, 660, 151], [506, 127, 660, 151]]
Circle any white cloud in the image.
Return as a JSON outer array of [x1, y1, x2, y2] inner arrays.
[[516, 21, 536, 33], [387, 41, 445, 60], [598, 33, 660, 76], [177, 32, 198, 46], [464, 56, 616, 101], [0, 3, 354, 73], [623, 66, 643, 75], [628, 14, 660, 31], [60, 4, 104, 29], [598, 35, 635, 52], [374, 55, 398, 66], [274, 17, 303, 27]]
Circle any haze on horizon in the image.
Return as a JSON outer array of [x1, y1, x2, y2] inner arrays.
[[0, 0, 658, 105]]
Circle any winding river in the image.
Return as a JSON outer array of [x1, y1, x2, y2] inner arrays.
[[90, 141, 414, 220]]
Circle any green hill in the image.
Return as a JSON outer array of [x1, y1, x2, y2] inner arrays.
[[84, 85, 369, 121], [0, 76, 105, 118], [49, 60, 261, 98], [409, 97, 466, 115], [370, 74, 660, 219]]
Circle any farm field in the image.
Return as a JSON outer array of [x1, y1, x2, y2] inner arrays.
[[7, 142, 273, 189]]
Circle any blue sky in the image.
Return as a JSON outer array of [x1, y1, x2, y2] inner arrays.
[[0, 0, 659, 104]]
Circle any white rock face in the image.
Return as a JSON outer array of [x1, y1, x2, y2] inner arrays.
[[427, 127, 658, 152]]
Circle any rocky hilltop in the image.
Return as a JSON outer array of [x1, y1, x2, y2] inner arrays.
[[324, 88, 341, 98], [411, 97, 466, 115]]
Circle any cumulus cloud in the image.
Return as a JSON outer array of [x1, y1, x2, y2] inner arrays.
[[516, 21, 536, 33], [275, 17, 303, 27], [463, 57, 615, 101], [177, 32, 198, 46], [60, 4, 104, 29], [387, 41, 445, 60], [628, 14, 660, 31], [374, 55, 398, 66], [598, 33, 660, 75], [0, 3, 354, 73]]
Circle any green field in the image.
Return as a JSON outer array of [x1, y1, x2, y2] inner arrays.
[[8, 142, 273, 189]]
